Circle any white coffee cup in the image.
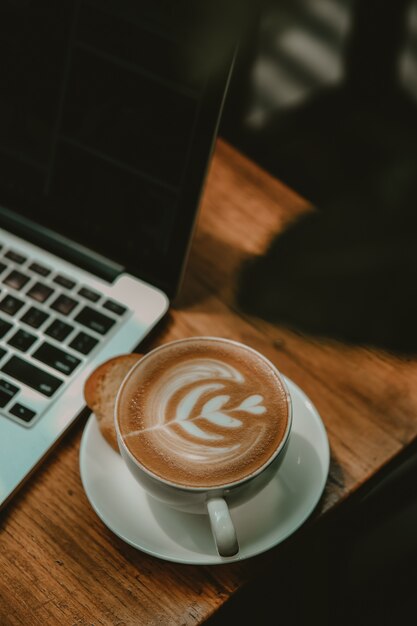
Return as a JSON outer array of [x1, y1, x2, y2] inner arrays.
[[114, 337, 292, 558]]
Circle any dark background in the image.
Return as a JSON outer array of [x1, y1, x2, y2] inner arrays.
[[221, 0, 417, 356]]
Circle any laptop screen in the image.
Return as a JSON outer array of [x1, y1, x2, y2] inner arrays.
[[0, 0, 243, 297]]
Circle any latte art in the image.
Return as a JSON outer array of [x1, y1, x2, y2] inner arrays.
[[126, 359, 267, 459], [117, 339, 290, 488]]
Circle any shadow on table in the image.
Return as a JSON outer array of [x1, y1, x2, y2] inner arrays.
[[236, 208, 417, 355], [234, 88, 417, 356]]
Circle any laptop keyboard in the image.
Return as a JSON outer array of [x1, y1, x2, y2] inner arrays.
[[0, 243, 129, 427]]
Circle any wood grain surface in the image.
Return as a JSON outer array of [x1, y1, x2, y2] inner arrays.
[[1, 139, 416, 625]]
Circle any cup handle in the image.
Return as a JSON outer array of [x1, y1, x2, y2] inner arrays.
[[206, 497, 239, 557]]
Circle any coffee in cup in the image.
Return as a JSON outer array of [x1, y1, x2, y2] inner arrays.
[[115, 337, 292, 557]]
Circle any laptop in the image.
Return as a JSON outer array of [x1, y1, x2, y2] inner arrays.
[[0, 0, 243, 508]]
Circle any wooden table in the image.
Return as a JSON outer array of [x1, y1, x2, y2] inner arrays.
[[1, 139, 416, 625]]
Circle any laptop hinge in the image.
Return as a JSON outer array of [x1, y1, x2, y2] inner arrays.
[[0, 205, 122, 283]]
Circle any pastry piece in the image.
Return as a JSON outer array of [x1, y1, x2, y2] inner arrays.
[[84, 353, 142, 452]]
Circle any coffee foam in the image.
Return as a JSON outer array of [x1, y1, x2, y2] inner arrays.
[[117, 339, 289, 488]]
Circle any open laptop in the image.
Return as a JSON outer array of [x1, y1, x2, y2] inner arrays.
[[0, 0, 243, 508]]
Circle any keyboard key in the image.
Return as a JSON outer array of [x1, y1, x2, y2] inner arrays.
[[0, 348, 8, 361], [0, 262, 8, 275], [29, 262, 51, 277], [0, 379, 19, 407], [1, 356, 63, 396], [50, 294, 78, 316], [10, 403, 36, 423], [27, 282, 54, 303], [0, 294, 24, 315], [0, 318, 13, 338], [5, 250, 26, 264], [69, 331, 98, 355], [78, 287, 100, 303], [33, 342, 81, 375], [3, 269, 30, 290], [103, 299, 127, 316], [75, 306, 115, 335], [7, 329, 37, 352], [21, 306, 49, 329], [45, 319, 74, 341], [53, 275, 76, 290]]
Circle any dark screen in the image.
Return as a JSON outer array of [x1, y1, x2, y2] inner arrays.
[[0, 0, 242, 295]]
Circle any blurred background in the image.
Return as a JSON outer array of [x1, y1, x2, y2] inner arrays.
[[221, 0, 417, 355]]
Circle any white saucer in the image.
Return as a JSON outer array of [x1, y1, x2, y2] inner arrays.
[[79, 377, 330, 564]]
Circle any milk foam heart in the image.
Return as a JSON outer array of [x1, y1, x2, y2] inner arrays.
[[117, 339, 290, 488]]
